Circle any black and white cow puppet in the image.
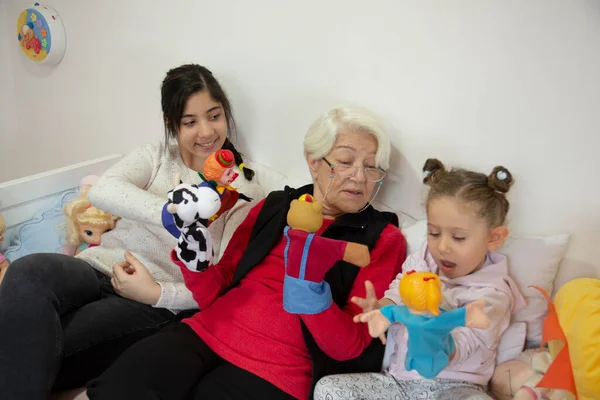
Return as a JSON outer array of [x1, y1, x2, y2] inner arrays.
[[166, 181, 221, 272]]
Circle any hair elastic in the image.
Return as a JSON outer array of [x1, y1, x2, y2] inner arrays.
[[239, 163, 246, 171]]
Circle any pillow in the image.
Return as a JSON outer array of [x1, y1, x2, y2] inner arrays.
[[551, 277, 600, 398], [503, 234, 570, 346], [399, 220, 570, 347], [284, 173, 312, 191], [495, 322, 526, 364], [4, 189, 77, 262], [250, 160, 288, 195], [401, 219, 427, 256], [250, 160, 312, 195]]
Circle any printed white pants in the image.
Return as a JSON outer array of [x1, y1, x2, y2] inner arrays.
[[314, 373, 494, 400]]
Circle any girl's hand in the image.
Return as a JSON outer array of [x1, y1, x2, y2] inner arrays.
[[351, 280, 389, 344], [351, 280, 381, 320], [359, 310, 392, 344], [111, 251, 161, 305]]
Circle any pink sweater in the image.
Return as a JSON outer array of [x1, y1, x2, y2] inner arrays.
[[383, 242, 526, 386]]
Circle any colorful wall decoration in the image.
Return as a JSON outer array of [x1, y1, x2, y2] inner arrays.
[[16, 3, 66, 65]]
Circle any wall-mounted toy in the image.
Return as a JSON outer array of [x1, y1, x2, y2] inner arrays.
[[16, 3, 66, 65]]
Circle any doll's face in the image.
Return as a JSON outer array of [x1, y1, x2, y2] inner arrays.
[[78, 224, 110, 245], [219, 168, 238, 185]]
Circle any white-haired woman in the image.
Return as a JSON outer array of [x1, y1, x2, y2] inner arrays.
[[86, 106, 408, 400]]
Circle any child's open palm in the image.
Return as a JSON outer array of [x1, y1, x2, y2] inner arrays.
[[358, 310, 392, 343], [351, 280, 388, 344]]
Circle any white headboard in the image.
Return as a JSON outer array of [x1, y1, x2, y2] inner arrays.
[[0, 154, 122, 233]]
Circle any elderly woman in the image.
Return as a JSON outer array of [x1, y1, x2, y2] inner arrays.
[[87, 106, 408, 400]]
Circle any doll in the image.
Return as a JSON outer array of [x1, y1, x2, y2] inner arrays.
[[166, 181, 222, 272], [490, 349, 569, 400], [359, 270, 490, 379], [63, 185, 119, 256], [200, 149, 251, 224], [0, 215, 8, 284], [282, 194, 371, 314]]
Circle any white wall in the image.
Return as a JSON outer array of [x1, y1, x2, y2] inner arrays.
[[1, 0, 599, 278], [0, 0, 19, 167]]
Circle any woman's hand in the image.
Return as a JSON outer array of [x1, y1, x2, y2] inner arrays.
[[111, 251, 161, 305], [351, 280, 391, 344]]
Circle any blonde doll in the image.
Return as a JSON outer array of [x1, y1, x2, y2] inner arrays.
[[63, 186, 119, 255], [0, 215, 8, 284]]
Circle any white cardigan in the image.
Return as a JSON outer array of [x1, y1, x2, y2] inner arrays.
[[77, 140, 263, 312]]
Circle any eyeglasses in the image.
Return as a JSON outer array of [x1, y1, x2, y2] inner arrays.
[[323, 158, 387, 182]]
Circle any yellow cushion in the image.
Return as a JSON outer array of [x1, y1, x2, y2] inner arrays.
[[553, 278, 600, 400]]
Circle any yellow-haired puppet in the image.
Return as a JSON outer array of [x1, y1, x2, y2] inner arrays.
[[63, 185, 119, 256], [360, 270, 490, 379]]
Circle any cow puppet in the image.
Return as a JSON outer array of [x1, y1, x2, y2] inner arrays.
[[166, 181, 221, 272]]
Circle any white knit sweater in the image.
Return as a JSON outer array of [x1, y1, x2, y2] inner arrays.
[[78, 140, 263, 312]]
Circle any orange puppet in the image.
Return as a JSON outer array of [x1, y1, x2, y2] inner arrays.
[[200, 149, 251, 224]]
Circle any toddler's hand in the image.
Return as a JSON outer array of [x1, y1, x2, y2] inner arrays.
[[359, 310, 392, 344], [351, 280, 387, 344]]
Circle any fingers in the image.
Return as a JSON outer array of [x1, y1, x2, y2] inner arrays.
[[364, 280, 376, 300], [359, 310, 378, 323], [124, 252, 145, 273], [110, 276, 120, 295], [351, 296, 368, 309], [112, 263, 129, 281], [124, 251, 139, 265], [114, 260, 129, 269], [379, 334, 387, 345]]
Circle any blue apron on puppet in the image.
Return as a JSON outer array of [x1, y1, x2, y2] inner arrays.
[[359, 270, 490, 379], [165, 181, 221, 272], [282, 194, 371, 314]]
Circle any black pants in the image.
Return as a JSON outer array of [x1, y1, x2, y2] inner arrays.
[[0, 253, 183, 400], [87, 323, 296, 400]]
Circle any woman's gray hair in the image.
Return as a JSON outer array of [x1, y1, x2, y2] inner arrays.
[[303, 106, 391, 170]]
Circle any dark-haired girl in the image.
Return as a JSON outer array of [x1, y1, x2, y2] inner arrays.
[[0, 64, 263, 399]]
